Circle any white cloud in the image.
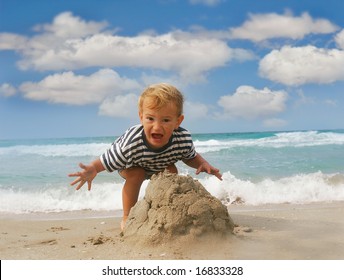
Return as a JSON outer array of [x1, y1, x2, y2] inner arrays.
[[335, 29, 344, 50], [172, 28, 257, 60], [0, 33, 28, 50], [0, 83, 17, 97], [0, 11, 254, 82], [0, 12, 108, 69], [19, 69, 141, 105], [184, 101, 209, 120], [229, 11, 338, 42], [259, 45, 344, 86], [18, 32, 233, 81], [189, 0, 222, 6], [99, 93, 139, 118], [33, 11, 108, 39], [218, 86, 288, 119]]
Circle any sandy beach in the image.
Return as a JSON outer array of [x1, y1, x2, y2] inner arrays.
[[1, 201, 344, 260]]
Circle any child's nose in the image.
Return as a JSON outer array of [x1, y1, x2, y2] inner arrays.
[[153, 120, 163, 130]]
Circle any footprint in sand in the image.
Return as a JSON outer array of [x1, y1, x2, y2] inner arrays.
[[40, 239, 58, 245], [233, 226, 253, 236], [25, 239, 58, 249], [86, 235, 114, 245], [47, 226, 70, 232]]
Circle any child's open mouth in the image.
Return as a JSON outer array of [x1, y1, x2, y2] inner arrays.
[[152, 133, 163, 140]]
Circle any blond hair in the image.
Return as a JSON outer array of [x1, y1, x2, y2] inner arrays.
[[138, 83, 184, 116]]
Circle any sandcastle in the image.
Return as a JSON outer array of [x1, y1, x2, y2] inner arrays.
[[123, 171, 234, 244]]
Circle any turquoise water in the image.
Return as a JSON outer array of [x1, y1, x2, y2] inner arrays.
[[1, 129, 344, 213]]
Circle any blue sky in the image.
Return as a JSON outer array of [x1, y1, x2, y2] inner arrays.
[[1, 0, 344, 139]]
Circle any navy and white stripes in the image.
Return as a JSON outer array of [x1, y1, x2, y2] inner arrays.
[[100, 124, 196, 175]]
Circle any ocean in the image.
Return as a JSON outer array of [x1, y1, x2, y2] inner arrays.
[[1, 129, 344, 215]]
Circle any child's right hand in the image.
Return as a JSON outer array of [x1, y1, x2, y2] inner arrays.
[[68, 163, 97, 191]]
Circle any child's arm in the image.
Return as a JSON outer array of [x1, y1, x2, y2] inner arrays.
[[183, 154, 222, 180], [68, 159, 105, 191]]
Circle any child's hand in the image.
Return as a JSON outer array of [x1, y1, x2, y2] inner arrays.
[[68, 163, 97, 191], [196, 162, 223, 180], [184, 154, 223, 180]]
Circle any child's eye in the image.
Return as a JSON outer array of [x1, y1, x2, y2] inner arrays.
[[163, 119, 171, 123], [146, 117, 154, 121]]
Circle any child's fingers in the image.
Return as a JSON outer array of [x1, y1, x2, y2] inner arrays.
[[203, 165, 213, 175], [70, 176, 87, 190], [196, 164, 222, 180], [210, 167, 222, 180], [70, 176, 82, 186], [196, 164, 212, 175], [202, 166, 223, 180], [79, 162, 87, 170], [76, 180, 86, 190], [68, 172, 79, 177], [195, 165, 203, 175], [214, 171, 223, 181], [87, 181, 92, 191], [68, 162, 91, 190]]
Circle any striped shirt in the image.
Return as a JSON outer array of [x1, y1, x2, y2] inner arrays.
[[100, 124, 197, 176]]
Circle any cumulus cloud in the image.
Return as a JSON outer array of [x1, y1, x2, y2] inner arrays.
[[184, 101, 209, 120], [335, 29, 344, 49], [19, 69, 140, 105], [0, 11, 248, 81], [229, 11, 338, 42], [1, 12, 108, 69], [218, 86, 288, 119], [99, 93, 139, 118], [0, 33, 28, 50], [18, 32, 233, 81], [0, 83, 17, 97], [172, 28, 256, 62], [259, 45, 344, 86], [32, 11, 108, 38]]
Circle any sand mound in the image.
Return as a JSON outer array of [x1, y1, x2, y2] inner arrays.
[[123, 171, 234, 245]]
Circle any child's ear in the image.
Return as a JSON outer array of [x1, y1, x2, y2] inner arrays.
[[139, 111, 143, 124], [176, 114, 184, 128]]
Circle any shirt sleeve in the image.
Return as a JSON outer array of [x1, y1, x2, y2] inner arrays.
[[178, 127, 197, 160], [100, 137, 127, 172], [183, 141, 197, 160]]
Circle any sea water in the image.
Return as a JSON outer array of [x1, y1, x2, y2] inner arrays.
[[1, 129, 344, 214]]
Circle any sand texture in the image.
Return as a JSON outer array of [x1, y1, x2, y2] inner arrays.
[[1, 202, 344, 259], [123, 172, 234, 245]]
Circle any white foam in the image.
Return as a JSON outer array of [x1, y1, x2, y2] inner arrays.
[[257, 131, 344, 148], [200, 171, 344, 205], [0, 180, 149, 214], [1, 171, 343, 214]]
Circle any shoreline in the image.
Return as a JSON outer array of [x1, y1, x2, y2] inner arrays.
[[1, 201, 341, 220], [0, 209, 122, 221], [1, 201, 344, 260]]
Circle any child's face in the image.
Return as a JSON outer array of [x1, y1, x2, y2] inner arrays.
[[139, 99, 184, 149]]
